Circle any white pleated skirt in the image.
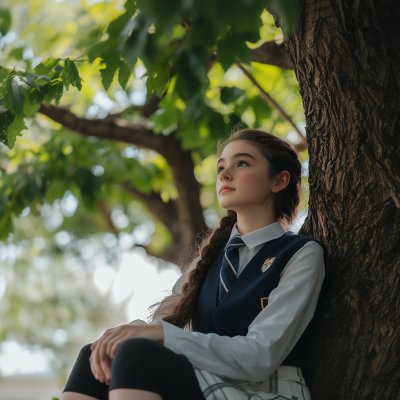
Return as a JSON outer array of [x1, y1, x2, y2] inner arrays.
[[190, 363, 311, 400]]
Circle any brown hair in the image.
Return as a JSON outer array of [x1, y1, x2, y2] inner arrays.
[[148, 128, 302, 330]]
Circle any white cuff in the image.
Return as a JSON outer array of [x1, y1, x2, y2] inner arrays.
[[161, 320, 186, 351]]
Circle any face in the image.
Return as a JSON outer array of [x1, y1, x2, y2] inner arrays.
[[216, 140, 279, 211]]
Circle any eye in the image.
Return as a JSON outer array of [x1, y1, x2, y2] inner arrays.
[[238, 160, 249, 168], [217, 160, 249, 174]]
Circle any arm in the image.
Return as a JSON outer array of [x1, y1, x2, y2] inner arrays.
[[161, 241, 325, 382], [128, 256, 200, 326]]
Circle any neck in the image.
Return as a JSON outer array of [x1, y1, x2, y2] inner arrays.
[[235, 210, 278, 235]]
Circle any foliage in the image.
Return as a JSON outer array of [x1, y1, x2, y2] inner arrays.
[[0, 0, 298, 148], [0, 0, 309, 382]]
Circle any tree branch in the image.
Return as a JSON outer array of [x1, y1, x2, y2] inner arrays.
[[234, 59, 307, 152], [123, 182, 181, 239], [38, 102, 206, 258], [122, 183, 194, 265], [38, 102, 168, 153], [250, 39, 294, 70]]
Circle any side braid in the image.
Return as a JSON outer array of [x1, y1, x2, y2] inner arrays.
[[161, 210, 237, 329], [149, 128, 302, 329]]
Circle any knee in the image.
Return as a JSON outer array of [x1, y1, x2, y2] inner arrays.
[[78, 343, 93, 360], [114, 337, 160, 364]]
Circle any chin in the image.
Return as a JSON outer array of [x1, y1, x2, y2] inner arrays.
[[218, 201, 238, 210]]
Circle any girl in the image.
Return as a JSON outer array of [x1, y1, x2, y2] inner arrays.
[[61, 128, 328, 400]]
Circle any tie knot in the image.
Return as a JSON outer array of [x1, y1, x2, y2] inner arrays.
[[225, 235, 245, 251]]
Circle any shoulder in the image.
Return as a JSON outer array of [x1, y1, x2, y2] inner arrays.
[[284, 232, 328, 256], [279, 236, 326, 278]]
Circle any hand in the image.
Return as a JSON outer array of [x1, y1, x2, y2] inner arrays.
[[89, 322, 164, 384]]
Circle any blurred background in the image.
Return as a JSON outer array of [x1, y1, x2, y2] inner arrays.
[[0, 0, 307, 398]]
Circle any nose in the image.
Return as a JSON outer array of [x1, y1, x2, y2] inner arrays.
[[219, 167, 232, 181]]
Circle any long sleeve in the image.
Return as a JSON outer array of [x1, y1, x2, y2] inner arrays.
[[161, 241, 325, 382]]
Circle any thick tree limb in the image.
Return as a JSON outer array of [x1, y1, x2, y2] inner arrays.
[[123, 182, 181, 241], [39, 102, 207, 264], [250, 39, 294, 70], [38, 102, 168, 153]]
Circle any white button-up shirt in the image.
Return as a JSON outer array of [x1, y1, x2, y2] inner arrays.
[[131, 221, 325, 382]]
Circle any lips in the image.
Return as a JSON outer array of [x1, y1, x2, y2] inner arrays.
[[219, 186, 235, 194]]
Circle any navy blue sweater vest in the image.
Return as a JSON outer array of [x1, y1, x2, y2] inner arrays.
[[191, 231, 328, 368]]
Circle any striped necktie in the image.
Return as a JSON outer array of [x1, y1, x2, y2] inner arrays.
[[218, 236, 246, 306]]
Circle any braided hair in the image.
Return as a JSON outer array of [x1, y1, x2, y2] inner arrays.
[[148, 128, 302, 330]]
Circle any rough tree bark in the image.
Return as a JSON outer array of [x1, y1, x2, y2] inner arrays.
[[271, 1, 400, 398]]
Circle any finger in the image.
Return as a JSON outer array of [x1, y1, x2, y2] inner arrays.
[[97, 330, 122, 381], [110, 334, 134, 359], [91, 342, 110, 383], [91, 329, 117, 382], [89, 356, 99, 381], [105, 331, 128, 358], [98, 352, 113, 382], [90, 348, 103, 382]]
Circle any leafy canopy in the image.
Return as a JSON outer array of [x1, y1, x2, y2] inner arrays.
[[0, 0, 298, 148], [0, 0, 308, 381]]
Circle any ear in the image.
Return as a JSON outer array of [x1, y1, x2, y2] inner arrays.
[[271, 171, 290, 193]]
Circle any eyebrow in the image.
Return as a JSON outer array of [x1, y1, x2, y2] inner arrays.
[[217, 153, 256, 166]]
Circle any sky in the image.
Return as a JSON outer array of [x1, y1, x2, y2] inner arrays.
[[0, 211, 307, 377]]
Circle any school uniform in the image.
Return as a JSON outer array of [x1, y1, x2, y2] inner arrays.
[[134, 221, 328, 400]]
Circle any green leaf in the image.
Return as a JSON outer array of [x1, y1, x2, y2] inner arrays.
[[118, 60, 132, 90], [99, 55, 121, 91], [22, 94, 40, 118], [187, 18, 217, 50], [43, 80, 64, 105], [0, 109, 14, 147], [220, 86, 244, 104], [7, 113, 26, 149], [26, 73, 51, 83], [20, 76, 40, 91], [29, 87, 45, 108], [173, 49, 208, 101], [49, 64, 64, 80], [6, 76, 27, 117], [20, 75, 46, 91], [0, 65, 11, 83], [61, 59, 83, 91], [217, 30, 251, 71], [122, 12, 155, 69], [0, 8, 11, 36], [33, 58, 61, 76]]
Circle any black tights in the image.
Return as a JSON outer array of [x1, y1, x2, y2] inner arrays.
[[63, 337, 205, 400]]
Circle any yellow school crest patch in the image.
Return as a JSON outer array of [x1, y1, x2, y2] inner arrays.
[[261, 257, 276, 273], [261, 297, 269, 309]]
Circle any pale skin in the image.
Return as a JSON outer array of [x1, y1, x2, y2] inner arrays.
[[61, 139, 290, 400], [216, 139, 290, 234]]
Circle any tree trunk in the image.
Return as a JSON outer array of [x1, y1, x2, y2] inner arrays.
[[275, 1, 400, 398]]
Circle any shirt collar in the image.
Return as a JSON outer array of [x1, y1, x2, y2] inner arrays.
[[228, 221, 286, 250]]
